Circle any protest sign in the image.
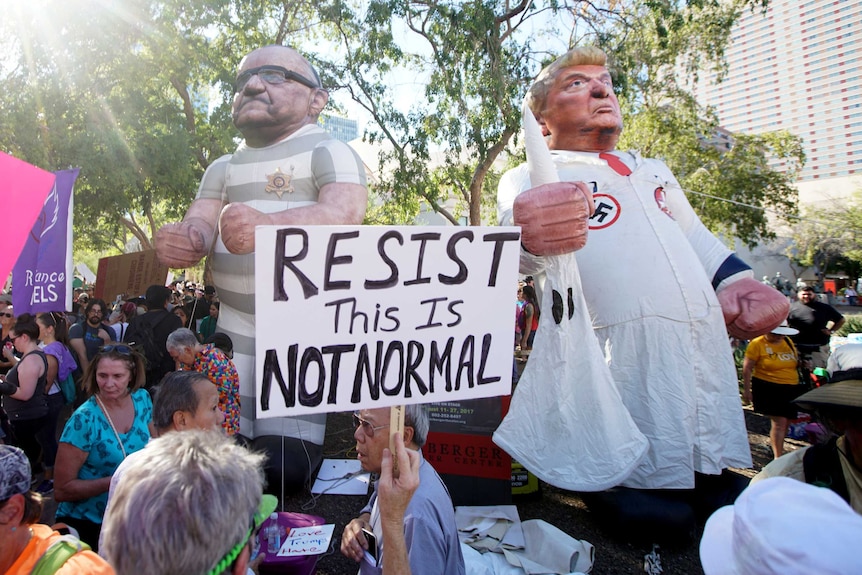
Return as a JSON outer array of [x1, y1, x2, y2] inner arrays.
[[94, 250, 168, 302], [255, 225, 521, 417], [277, 524, 335, 557]]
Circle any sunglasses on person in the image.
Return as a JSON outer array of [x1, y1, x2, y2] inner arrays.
[[99, 344, 133, 355], [352, 413, 390, 438], [0, 312, 13, 318], [234, 65, 319, 92], [206, 494, 277, 575]]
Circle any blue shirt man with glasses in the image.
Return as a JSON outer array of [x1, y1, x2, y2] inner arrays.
[[341, 405, 465, 575], [154, 45, 368, 493]]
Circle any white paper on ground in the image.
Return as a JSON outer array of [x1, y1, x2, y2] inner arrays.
[[276, 523, 335, 556], [310, 459, 371, 495]]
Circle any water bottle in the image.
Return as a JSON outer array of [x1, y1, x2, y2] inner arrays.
[[265, 513, 281, 553]]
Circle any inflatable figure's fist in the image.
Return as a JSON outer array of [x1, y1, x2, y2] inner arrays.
[[718, 277, 790, 340], [513, 182, 595, 256], [155, 221, 210, 268], [220, 203, 269, 255]]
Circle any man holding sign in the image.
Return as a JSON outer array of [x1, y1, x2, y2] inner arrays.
[[341, 404, 465, 575], [155, 45, 368, 490]]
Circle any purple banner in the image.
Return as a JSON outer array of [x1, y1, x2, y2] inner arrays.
[[13, 169, 79, 314]]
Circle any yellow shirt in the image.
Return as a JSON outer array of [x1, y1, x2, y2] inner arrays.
[[6, 524, 115, 575], [745, 336, 800, 385]]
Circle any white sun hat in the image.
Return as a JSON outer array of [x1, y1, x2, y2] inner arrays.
[[700, 477, 862, 575]]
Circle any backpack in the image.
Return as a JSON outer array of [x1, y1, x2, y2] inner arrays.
[[31, 534, 91, 575], [128, 313, 168, 378]]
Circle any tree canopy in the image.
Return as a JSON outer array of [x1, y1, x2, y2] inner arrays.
[[788, 192, 862, 282], [1, 0, 796, 262]]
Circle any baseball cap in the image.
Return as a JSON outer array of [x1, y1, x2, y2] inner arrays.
[[700, 477, 862, 575], [0, 445, 31, 500], [0, 294, 11, 304]]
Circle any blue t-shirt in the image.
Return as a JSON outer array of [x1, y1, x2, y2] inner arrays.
[[57, 389, 152, 524]]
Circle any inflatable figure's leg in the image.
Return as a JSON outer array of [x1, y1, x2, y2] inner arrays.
[[219, 302, 325, 494], [579, 470, 749, 545]]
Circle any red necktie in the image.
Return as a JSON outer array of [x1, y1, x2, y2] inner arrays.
[[599, 152, 632, 176]]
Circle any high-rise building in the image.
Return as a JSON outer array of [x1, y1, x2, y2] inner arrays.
[[688, 0, 862, 184], [319, 114, 359, 143]]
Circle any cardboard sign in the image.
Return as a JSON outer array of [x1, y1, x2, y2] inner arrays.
[[95, 250, 169, 302], [277, 524, 335, 557], [255, 225, 521, 417]]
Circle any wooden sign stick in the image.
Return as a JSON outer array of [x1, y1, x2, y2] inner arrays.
[[390, 405, 406, 477]]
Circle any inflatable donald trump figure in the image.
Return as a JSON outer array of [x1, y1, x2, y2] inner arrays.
[[494, 46, 788, 539]]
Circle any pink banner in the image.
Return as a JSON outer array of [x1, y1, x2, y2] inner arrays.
[[0, 153, 56, 287]]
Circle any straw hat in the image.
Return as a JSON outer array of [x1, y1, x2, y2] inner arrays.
[[794, 378, 862, 412]]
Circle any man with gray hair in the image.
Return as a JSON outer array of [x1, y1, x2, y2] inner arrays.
[[98, 370, 225, 552], [341, 404, 464, 575], [100, 429, 273, 575]]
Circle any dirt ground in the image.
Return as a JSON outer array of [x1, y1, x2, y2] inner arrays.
[[280, 407, 800, 575], [35, 402, 797, 574]]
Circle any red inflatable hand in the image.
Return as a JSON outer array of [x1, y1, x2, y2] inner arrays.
[[513, 182, 595, 257], [719, 277, 790, 340]]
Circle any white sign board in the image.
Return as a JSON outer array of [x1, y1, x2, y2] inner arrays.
[[255, 225, 521, 417], [277, 524, 335, 557]]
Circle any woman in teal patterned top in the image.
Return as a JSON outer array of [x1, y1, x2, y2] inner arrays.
[[54, 346, 152, 551]]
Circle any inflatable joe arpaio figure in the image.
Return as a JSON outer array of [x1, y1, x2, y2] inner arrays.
[[155, 45, 368, 490], [494, 47, 789, 538]]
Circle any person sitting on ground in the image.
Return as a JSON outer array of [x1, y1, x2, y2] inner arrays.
[[0, 444, 114, 574], [54, 346, 152, 550], [166, 328, 240, 436], [700, 477, 862, 575], [751, 369, 862, 514], [100, 429, 272, 575], [742, 321, 807, 459], [98, 370, 224, 552], [341, 404, 465, 575]]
